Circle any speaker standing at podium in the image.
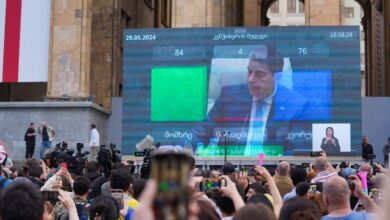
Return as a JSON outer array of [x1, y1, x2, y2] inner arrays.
[[362, 135, 373, 161]]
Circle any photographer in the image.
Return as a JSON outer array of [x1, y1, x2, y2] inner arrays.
[[52, 176, 90, 220], [255, 166, 283, 218]]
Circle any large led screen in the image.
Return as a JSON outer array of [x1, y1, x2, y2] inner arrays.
[[123, 27, 361, 157]]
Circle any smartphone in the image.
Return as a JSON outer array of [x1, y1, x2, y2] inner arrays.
[[151, 152, 192, 220], [310, 184, 317, 193], [111, 189, 124, 209], [60, 162, 67, 176], [310, 151, 322, 157], [42, 190, 59, 206], [351, 164, 360, 170], [370, 188, 379, 201], [200, 178, 226, 192], [347, 179, 355, 190], [301, 163, 310, 168], [247, 167, 256, 176]]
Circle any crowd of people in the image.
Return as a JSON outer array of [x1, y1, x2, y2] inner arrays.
[[0, 144, 389, 220]]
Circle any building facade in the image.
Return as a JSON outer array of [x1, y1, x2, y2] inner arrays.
[[267, 0, 366, 95]]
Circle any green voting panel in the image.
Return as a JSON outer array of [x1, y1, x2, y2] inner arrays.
[[151, 66, 207, 121], [196, 145, 283, 156]]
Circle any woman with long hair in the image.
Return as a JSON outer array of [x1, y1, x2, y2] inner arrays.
[[320, 127, 340, 154]]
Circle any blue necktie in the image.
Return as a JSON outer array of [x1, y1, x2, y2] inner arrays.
[[250, 100, 265, 147]]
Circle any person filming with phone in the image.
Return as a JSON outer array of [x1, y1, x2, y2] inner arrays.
[[52, 176, 90, 220]]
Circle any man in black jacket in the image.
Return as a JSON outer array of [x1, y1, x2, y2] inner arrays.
[[383, 137, 390, 167], [24, 122, 36, 159], [362, 135, 373, 161]]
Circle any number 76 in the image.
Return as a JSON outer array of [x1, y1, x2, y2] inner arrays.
[[298, 47, 307, 55]]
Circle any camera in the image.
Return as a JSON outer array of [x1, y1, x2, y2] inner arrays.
[[310, 151, 322, 157], [310, 184, 317, 193], [54, 141, 73, 155], [45, 141, 90, 176], [339, 161, 349, 169], [242, 167, 256, 176], [140, 142, 160, 179], [348, 179, 355, 190], [97, 143, 122, 177]]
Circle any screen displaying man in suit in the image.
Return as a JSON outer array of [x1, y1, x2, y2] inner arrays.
[[202, 45, 309, 156]]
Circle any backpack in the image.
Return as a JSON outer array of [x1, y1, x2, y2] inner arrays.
[[75, 201, 88, 220]]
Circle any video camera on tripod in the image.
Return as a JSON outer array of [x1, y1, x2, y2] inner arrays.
[[46, 141, 90, 175], [54, 141, 73, 155], [97, 143, 122, 177], [134, 135, 159, 179]]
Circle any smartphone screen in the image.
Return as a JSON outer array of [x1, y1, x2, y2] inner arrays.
[[42, 191, 59, 206], [247, 167, 256, 176], [111, 189, 124, 209], [310, 151, 321, 157], [151, 152, 191, 220], [310, 184, 317, 193], [60, 163, 67, 175]]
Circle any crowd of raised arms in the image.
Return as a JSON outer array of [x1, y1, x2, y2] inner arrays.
[[0, 148, 389, 220]]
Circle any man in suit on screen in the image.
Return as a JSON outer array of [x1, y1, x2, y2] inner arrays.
[[200, 45, 309, 156]]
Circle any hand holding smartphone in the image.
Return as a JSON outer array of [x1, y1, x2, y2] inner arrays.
[[60, 162, 67, 176], [151, 152, 192, 220]]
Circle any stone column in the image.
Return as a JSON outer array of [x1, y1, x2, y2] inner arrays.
[[305, 0, 341, 25], [243, 0, 260, 26], [361, 4, 373, 96], [384, 0, 390, 95], [47, 0, 92, 100]]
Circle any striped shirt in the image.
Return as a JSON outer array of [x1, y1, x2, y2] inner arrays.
[[311, 171, 337, 184]]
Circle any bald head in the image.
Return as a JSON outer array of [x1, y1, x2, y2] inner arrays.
[[276, 161, 290, 176], [323, 176, 350, 205], [313, 157, 328, 172]]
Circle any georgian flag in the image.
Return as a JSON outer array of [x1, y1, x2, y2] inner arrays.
[[0, 0, 50, 82]]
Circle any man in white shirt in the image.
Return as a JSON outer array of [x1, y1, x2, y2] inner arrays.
[[89, 124, 100, 162]]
